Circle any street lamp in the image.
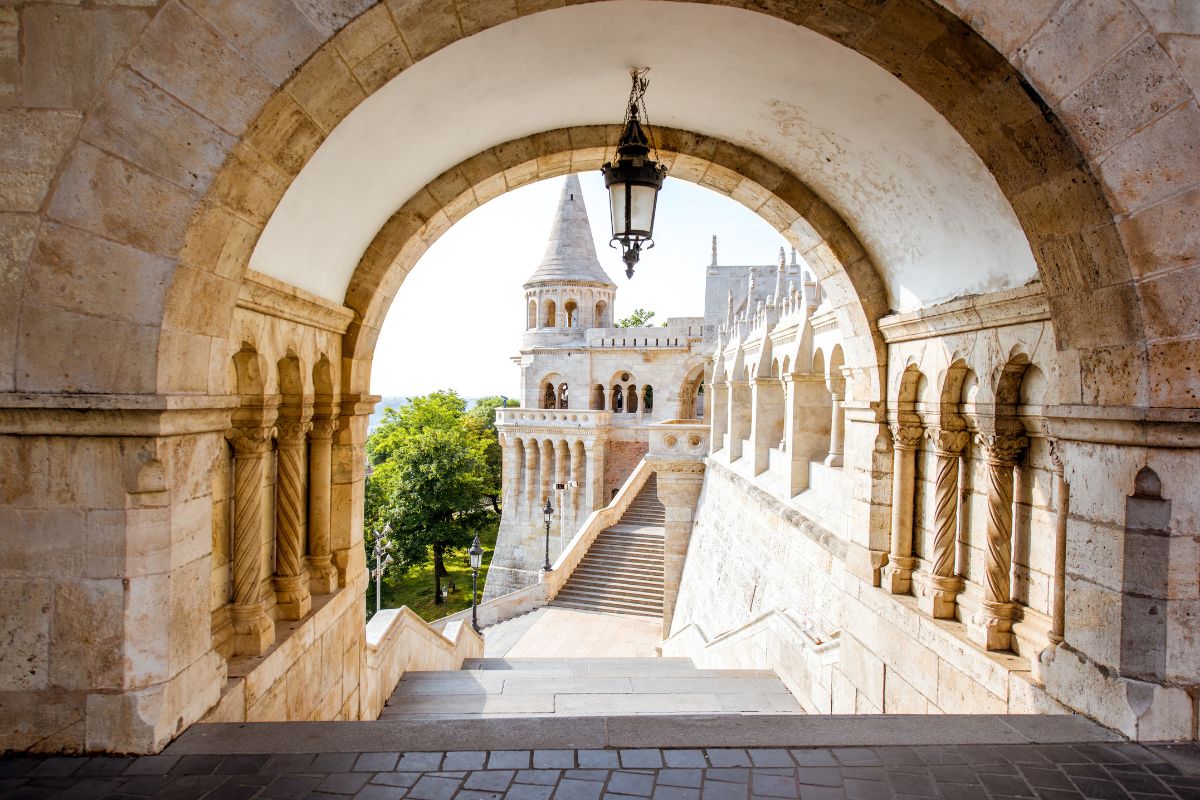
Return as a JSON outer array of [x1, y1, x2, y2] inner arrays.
[[602, 68, 668, 280], [371, 523, 394, 616], [542, 496, 554, 571], [468, 533, 483, 632]]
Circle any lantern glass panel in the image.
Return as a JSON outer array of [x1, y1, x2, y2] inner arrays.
[[628, 183, 658, 236], [469, 549, 482, 570], [608, 182, 628, 236]]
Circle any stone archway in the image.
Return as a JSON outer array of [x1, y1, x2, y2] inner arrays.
[[3, 0, 1199, 754]]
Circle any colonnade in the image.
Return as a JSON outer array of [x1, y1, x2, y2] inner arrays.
[[502, 434, 606, 534]]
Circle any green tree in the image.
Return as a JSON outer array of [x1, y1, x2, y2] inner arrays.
[[365, 391, 491, 604], [616, 308, 656, 327], [466, 396, 516, 514]]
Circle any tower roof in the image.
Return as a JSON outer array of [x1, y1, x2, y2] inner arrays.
[[524, 174, 616, 288]]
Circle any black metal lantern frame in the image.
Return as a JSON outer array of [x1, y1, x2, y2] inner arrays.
[[602, 68, 668, 279]]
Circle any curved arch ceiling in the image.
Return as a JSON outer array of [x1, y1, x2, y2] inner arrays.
[[251, 0, 1037, 314]]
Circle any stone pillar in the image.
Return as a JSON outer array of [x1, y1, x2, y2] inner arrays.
[[727, 379, 751, 462], [654, 464, 706, 639], [540, 439, 554, 507], [882, 423, 922, 594], [306, 417, 340, 595], [225, 426, 276, 656], [824, 387, 846, 467], [525, 439, 540, 505], [586, 439, 607, 510], [1048, 439, 1068, 645], [274, 420, 313, 620], [749, 377, 782, 476], [916, 428, 969, 618], [709, 380, 727, 455], [967, 432, 1028, 651]]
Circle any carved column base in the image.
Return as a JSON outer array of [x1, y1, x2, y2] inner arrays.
[[307, 555, 339, 595], [966, 600, 1015, 651], [844, 543, 887, 587], [210, 606, 234, 660], [231, 601, 275, 656], [881, 555, 917, 594], [915, 573, 963, 619], [272, 573, 312, 620], [823, 452, 843, 468]]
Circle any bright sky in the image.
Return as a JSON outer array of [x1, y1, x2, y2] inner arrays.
[[371, 171, 789, 398]]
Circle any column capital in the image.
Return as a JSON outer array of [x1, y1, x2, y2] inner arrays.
[[890, 423, 924, 450], [276, 420, 313, 445], [226, 425, 276, 454], [975, 432, 1028, 465], [309, 417, 339, 440], [926, 427, 969, 456]]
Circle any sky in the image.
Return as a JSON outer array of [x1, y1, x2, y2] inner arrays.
[[371, 171, 790, 398]]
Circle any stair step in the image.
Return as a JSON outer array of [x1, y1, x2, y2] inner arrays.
[[574, 565, 663, 579], [556, 588, 663, 608], [562, 584, 663, 602], [551, 598, 662, 618]]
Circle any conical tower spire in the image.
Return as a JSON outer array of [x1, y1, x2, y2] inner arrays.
[[524, 174, 615, 287]]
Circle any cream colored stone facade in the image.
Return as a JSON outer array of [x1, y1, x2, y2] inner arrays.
[[0, 0, 1197, 753]]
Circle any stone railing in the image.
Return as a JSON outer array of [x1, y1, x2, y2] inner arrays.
[[495, 408, 612, 428], [648, 420, 709, 460], [663, 607, 839, 714], [362, 606, 483, 719], [429, 582, 548, 633], [540, 458, 656, 599]]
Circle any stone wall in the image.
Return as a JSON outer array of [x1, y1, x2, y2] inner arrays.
[[605, 440, 648, 500]]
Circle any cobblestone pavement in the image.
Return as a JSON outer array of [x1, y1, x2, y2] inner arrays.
[[2, 743, 1198, 799]]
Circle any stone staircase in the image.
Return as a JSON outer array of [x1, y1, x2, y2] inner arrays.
[[552, 475, 665, 618], [381, 656, 802, 719]]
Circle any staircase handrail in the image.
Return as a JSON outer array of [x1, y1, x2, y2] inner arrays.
[[541, 457, 656, 599], [362, 604, 483, 719]]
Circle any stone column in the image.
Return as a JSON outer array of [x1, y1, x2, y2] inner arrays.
[[540, 439, 554, 507], [709, 380, 727, 455], [882, 423, 923, 594], [824, 386, 846, 467], [967, 432, 1028, 651], [586, 439, 607, 511], [307, 417, 340, 595], [749, 377, 782, 476], [274, 420, 313, 620], [916, 428, 969, 618], [1048, 439, 1068, 646], [226, 426, 276, 656], [727, 379, 751, 462], [654, 464, 706, 639], [525, 439, 540, 505]]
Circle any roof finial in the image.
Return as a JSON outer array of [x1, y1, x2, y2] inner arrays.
[[774, 248, 786, 304], [711, 235, 718, 266], [726, 289, 734, 325]]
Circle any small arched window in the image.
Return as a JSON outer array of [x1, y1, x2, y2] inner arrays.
[[543, 300, 556, 328], [643, 385, 653, 412], [627, 385, 639, 413], [695, 384, 705, 419], [591, 384, 605, 410], [564, 301, 578, 328], [612, 385, 624, 413], [542, 383, 556, 409], [557, 383, 568, 409], [595, 300, 609, 328], [527, 299, 537, 330]]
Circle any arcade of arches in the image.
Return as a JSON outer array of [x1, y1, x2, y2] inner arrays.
[[0, 0, 1198, 754]]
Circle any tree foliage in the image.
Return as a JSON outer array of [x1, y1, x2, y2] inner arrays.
[[616, 307, 657, 328], [364, 391, 494, 603], [466, 395, 517, 513]]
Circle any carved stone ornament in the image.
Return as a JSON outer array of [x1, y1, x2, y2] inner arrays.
[[975, 432, 1029, 465], [889, 423, 924, 450], [226, 425, 276, 454], [1048, 437, 1065, 474], [309, 417, 340, 439], [276, 420, 313, 444], [926, 428, 969, 456]]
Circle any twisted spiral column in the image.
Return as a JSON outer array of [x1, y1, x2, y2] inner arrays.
[[882, 424, 923, 594], [273, 420, 312, 620], [307, 417, 339, 595], [967, 432, 1028, 651], [916, 429, 969, 618], [226, 426, 276, 656]]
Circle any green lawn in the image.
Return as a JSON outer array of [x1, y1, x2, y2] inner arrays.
[[365, 514, 499, 622]]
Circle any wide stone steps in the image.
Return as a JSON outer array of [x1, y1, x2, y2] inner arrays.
[[551, 477, 667, 618], [380, 656, 802, 719]]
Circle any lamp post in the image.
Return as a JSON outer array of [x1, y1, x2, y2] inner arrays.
[[371, 523, 394, 616], [542, 496, 554, 571], [603, 68, 667, 279], [468, 533, 483, 632]]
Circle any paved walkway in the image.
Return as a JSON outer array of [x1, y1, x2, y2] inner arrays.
[[483, 608, 662, 659], [4, 742, 1199, 799]]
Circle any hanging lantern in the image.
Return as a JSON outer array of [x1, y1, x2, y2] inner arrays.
[[602, 68, 668, 279]]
